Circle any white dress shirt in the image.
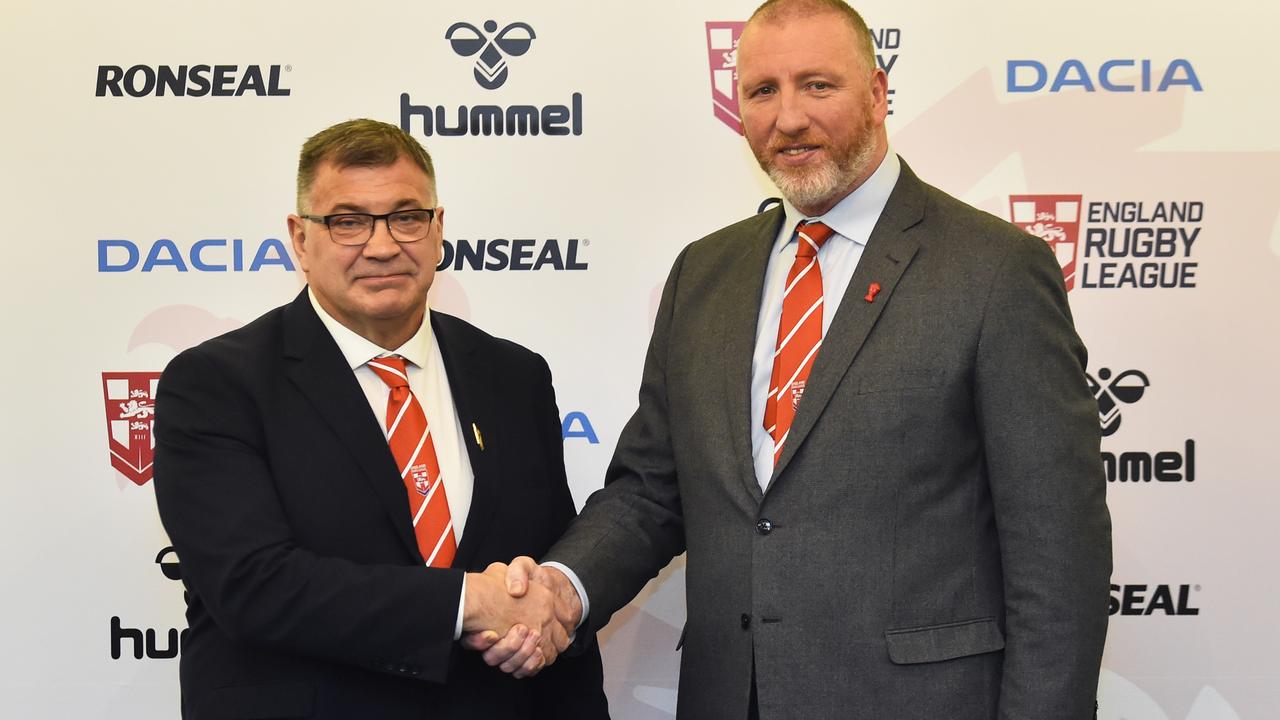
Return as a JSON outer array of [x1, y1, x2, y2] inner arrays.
[[308, 289, 475, 637], [749, 150, 901, 491]]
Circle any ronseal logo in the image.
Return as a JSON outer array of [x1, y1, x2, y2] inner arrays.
[[95, 64, 291, 97], [437, 238, 588, 271], [401, 20, 583, 138], [1012, 195, 1203, 290], [1110, 584, 1201, 616]]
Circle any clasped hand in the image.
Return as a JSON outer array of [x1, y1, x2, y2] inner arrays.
[[460, 557, 582, 678]]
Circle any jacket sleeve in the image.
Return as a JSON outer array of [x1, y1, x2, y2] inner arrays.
[[524, 354, 611, 718], [974, 233, 1113, 719], [543, 245, 693, 633]]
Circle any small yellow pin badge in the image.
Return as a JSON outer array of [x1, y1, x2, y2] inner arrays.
[[472, 422, 485, 451]]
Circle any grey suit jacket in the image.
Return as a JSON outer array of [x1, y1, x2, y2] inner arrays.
[[546, 160, 1111, 720]]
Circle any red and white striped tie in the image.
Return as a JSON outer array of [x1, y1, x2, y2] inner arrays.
[[367, 356, 457, 568], [764, 220, 835, 464]]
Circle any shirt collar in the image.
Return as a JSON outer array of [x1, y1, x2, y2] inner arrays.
[[307, 287, 433, 370], [776, 148, 902, 253]]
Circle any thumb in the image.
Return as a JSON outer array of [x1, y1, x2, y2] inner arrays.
[[460, 630, 500, 651], [506, 556, 537, 596]]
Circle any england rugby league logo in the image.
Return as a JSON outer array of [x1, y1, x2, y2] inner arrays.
[[705, 22, 746, 135], [412, 464, 431, 496], [102, 372, 161, 485], [1009, 194, 1083, 290]]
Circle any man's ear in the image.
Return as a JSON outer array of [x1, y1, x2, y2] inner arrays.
[[432, 206, 446, 264], [287, 214, 309, 272], [870, 68, 890, 121]]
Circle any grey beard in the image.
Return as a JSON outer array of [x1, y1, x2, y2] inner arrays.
[[767, 139, 876, 213]]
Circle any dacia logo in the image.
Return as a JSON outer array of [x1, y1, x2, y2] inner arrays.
[[561, 412, 598, 444], [1006, 59, 1202, 93], [446, 21, 536, 90], [98, 238, 295, 272]]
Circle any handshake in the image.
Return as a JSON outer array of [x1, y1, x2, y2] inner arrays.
[[459, 556, 582, 678]]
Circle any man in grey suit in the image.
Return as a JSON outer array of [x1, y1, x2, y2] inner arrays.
[[485, 0, 1112, 717]]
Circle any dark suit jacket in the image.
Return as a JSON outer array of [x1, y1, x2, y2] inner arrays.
[[546, 160, 1111, 720], [153, 290, 608, 720]]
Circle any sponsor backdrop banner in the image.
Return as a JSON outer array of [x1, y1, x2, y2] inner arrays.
[[1, 0, 1276, 717]]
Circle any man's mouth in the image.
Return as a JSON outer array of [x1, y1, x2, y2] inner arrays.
[[780, 145, 819, 156], [772, 144, 822, 165], [356, 272, 410, 283]]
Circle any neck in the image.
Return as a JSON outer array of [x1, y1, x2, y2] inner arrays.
[[360, 318, 422, 352]]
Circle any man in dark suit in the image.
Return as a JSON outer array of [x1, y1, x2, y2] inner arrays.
[[495, 1, 1112, 718], [153, 119, 607, 719]]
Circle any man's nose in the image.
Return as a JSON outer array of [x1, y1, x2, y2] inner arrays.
[[775, 88, 811, 135], [362, 218, 401, 258]]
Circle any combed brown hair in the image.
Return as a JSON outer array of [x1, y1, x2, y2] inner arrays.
[[747, 0, 876, 72], [295, 118, 436, 212]]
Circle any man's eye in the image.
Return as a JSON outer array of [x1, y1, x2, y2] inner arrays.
[[331, 217, 367, 231]]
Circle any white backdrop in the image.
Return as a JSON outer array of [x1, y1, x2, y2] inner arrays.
[[1, 1, 1277, 718]]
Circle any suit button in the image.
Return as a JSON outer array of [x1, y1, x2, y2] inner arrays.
[[740, 613, 751, 629], [756, 518, 773, 535]]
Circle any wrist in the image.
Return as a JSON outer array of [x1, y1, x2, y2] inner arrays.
[[462, 571, 499, 633]]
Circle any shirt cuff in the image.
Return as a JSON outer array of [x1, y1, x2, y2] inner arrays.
[[453, 574, 466, 641], [541, 561, 589, 630]]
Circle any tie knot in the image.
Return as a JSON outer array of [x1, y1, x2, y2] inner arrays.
[[795, 221, 835, 259], [367, 355, 410, 390]]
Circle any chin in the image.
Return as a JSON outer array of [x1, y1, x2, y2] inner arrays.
[[366, 301, 419, 319], [770, 169, 843, 211]]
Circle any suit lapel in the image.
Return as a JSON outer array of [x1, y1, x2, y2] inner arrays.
[[430, 312, 502, 571], [769, 161, 928, 486], [280, 291, 421, 560], [721, 206, 787, 503]]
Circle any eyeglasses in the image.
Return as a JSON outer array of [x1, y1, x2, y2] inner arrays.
[[300, 208, 437, 246]]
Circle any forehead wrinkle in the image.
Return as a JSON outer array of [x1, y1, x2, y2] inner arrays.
[[325, 198, 426, 214]]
